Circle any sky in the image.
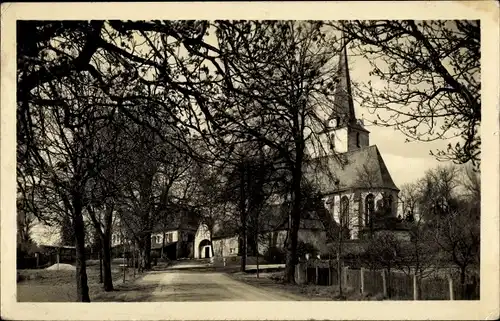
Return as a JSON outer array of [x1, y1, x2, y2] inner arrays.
[[198, 24, 456, 187], [347, 53, 455, 187]]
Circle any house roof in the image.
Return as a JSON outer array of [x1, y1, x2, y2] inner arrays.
[[305, 145, 399, 194]]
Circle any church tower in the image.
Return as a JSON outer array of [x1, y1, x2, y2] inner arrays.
[[311, 39, 370, 158]]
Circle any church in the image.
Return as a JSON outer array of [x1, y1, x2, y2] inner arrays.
[[195, 44, 409, 260]]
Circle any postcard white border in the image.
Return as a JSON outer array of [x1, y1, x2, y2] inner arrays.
[[1, 1, 499, 320]]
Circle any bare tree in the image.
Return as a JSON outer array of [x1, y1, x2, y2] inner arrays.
[[16, 194, 39, 258], [434, 166, 480, 298], [334, 20, 480, 167], [399, 182, 421, 222], [395, 215, 439, 300], [361, 232, 402, 298], [203, 21, 341, 283], [17, 71, 115, 301]]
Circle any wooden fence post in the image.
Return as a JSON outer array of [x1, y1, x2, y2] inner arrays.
[[413, 273, 418, 300], [360, 267, 365, 294], [448, 276, 454, 300], [315, 265, 319, 285], [381, 270, 387, 297]]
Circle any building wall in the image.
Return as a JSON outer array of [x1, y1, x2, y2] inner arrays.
[[111, 230, 181, 249], [150, 230, 178, 247], [207, 229, 330, 258], [212, 236, 239, 257]]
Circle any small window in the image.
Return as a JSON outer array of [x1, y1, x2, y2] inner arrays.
[[356, 132, 361, 148]]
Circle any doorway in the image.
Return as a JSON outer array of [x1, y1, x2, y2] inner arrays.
[[198, 239, 212, 258]]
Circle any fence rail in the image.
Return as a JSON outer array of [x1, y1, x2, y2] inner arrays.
[[295, 261, 479, 300]]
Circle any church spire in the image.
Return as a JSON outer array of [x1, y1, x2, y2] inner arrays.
[[330, 35, 356, 127]]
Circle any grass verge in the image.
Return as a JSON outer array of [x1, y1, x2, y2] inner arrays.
[[17, 261, 145, 302], [228, 271, 385, 301]]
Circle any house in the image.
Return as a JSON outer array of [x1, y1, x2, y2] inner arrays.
[[150, 214, 198, 260], [111, 205, 200, 260], [194, 42, 410, 259]]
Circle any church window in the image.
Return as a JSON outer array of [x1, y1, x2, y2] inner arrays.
[[340, 196, 349, 227], [336, 116, 341, 127], [356, 132, 361, 148], [152, 236, 157, 244], [365, 194, 375, 226], [387, 195, 394, 215]]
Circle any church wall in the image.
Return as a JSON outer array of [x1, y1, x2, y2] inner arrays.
[[359, 189, 400, 226], [333, 127, 349, 154], [325, 192, 360, 240], [307, 127, 349, 159], [324, 188, 400, 240]]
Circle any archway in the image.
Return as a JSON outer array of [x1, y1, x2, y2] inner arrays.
[[198, 239, 212, 259]]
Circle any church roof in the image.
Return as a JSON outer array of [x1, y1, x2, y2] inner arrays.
[[329, 38, 356, 127], [305, 145, 399, 194]]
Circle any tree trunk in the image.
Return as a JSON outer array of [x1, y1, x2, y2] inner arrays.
[[101, 234, 113, 291], [99, 248, 103, 284], [132, 240, 136, 277], [460, 266, 467, 299], [161, 230, 166, 259], [144, 233, 152, 270], [386, 267, 392, 298], [240, 165, 247, 272], [73, 201, 90, 302], [284, 165, 302, 284]]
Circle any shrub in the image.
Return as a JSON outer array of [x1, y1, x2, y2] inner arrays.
[[264, 247, 286, 264], [297, 241, 318, 260]]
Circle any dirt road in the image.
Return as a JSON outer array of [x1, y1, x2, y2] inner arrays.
[[96, 270, 303, 301]]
